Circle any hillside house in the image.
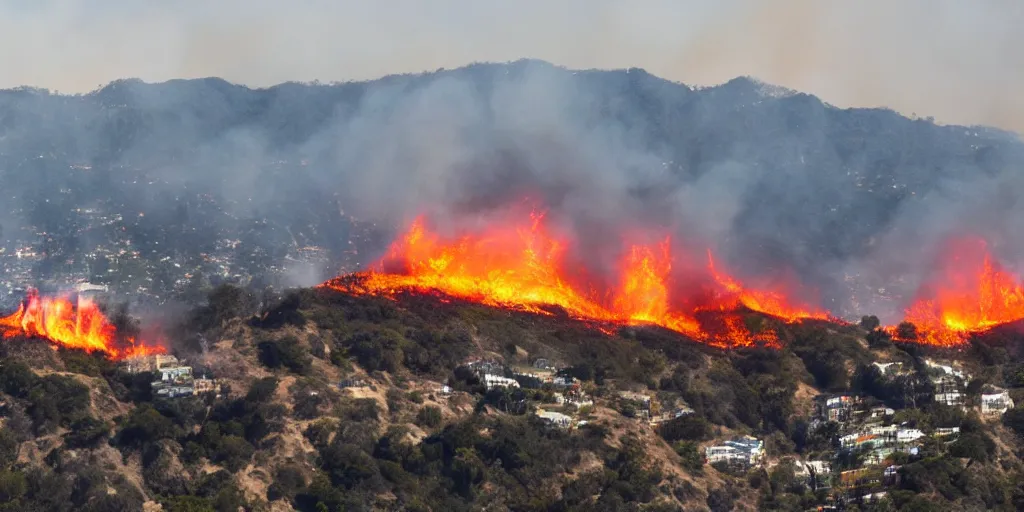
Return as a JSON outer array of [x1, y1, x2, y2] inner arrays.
[[158, 366, 193, 383], [193, 377, 220, 395], [841, 433, 879, 450], [934, 391, 965, 407], [796, 460, 832, 490], [482, 374, 520, 390], [339, 378, 370, 389], [650, 406, 695, 426], [981, 389, 1014, 415], [932, 375, 961, 394], [535, 410, 574, 430], [868, 406, 895, 420], [934, 427, 960, 437], [155, 385, 194, 398], [925, 359, 968, 380], [122, 354, 181, 374], [896, 428, 924, 443], [820, 395, 858, 423], [705, 436, 764, 467], [872, 362, 908, 377]]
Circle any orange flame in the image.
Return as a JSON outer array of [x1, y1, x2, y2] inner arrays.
[[889, 237, 1024, 346], [322, 211, 825, 347], [0, 289, 166, 360], [706, 250, 829, 322]]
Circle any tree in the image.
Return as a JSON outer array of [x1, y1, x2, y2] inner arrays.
[[860, 315, 881, 331], [659, 415, 711, 443], [1002, 407, 1024, 436], [416, 406, 442, 429], [896, 322, 918, 340], [258, 336, 312, 375]]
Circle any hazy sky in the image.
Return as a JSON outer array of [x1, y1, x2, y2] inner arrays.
[[2, 0, 1023, 132]]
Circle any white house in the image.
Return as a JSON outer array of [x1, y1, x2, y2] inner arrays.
[[925, 359, 968, 380], [896, 429, 924, 443], [158, 366, 193, 382], [981, 390, 1014, 415], [535, 410, 574, 429], [482, 374, 520, 390], [934, 391, 965, 407], [705, 436, 764, 466], [872, 362, 907, 377], [934, 427, 960, 437]]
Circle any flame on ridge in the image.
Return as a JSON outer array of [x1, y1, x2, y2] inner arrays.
[[0, 289, 165, 360], [887, 237, 1024, 347], [322, 211, 828, 347]]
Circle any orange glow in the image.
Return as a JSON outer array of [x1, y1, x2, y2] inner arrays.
[[889, 237, 1024, 346], [322, 211, 826, 347], [706, 250, 829, 322], [0, 289, 166, 360]]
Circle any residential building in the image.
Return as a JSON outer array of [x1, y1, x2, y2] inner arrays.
[[925, 359, 968, 380], [841, 433, 879, 450], [705, 436, 764, 467], [535, 410, 574, 430], [158, 366, 193, 383], [934, 391, 965, 407], [896, 428, 924, 443], [872, 362, 907, 377], [155, 385, 194, 398], [820, 395, 857, 423], [933, 427, 960, 437], [981, 389, 1014, 415], [339, 378, 370, 389], [193, 377, 220, 395], [932, 375, 961, 394], [868, 406, 895, 419], [482, 374, 520, 390], [650, 406, 695, 425], [122, 354, 181, 373]]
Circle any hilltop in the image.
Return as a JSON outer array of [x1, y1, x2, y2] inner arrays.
[[1, 285, 1023, 511]]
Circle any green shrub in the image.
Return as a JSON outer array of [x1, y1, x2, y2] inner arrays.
[[416, 406, 443, 429], [257, 336, 312, 375]]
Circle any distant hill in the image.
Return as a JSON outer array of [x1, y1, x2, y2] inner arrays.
[[2, 60, 1024, 317]]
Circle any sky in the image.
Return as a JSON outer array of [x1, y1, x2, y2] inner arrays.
[[1, 0, 1023, 133]]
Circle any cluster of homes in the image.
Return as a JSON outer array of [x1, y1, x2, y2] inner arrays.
[[617, 390, 696, 426], [692, 357, 1017, 506], [797, 358, 1015, 503], [122, 354, 220, 398], [462, 358, 594, 430]]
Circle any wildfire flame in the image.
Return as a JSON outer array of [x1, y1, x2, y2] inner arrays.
[[888, 237, 1024, 346], [0, 289, 165, 360], [322, 211, 828, 347]]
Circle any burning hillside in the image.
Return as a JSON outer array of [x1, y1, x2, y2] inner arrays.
[[321, 210, 829, 348], [322, 211, 1024, 349], [888, 237, 1024, 347], [0, 289, 165, 360]]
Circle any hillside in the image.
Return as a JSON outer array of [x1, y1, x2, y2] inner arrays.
[[1, 285, 1023, 511]]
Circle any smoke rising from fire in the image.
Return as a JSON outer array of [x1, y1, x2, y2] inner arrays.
[[3, 58, 1024, 334]]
